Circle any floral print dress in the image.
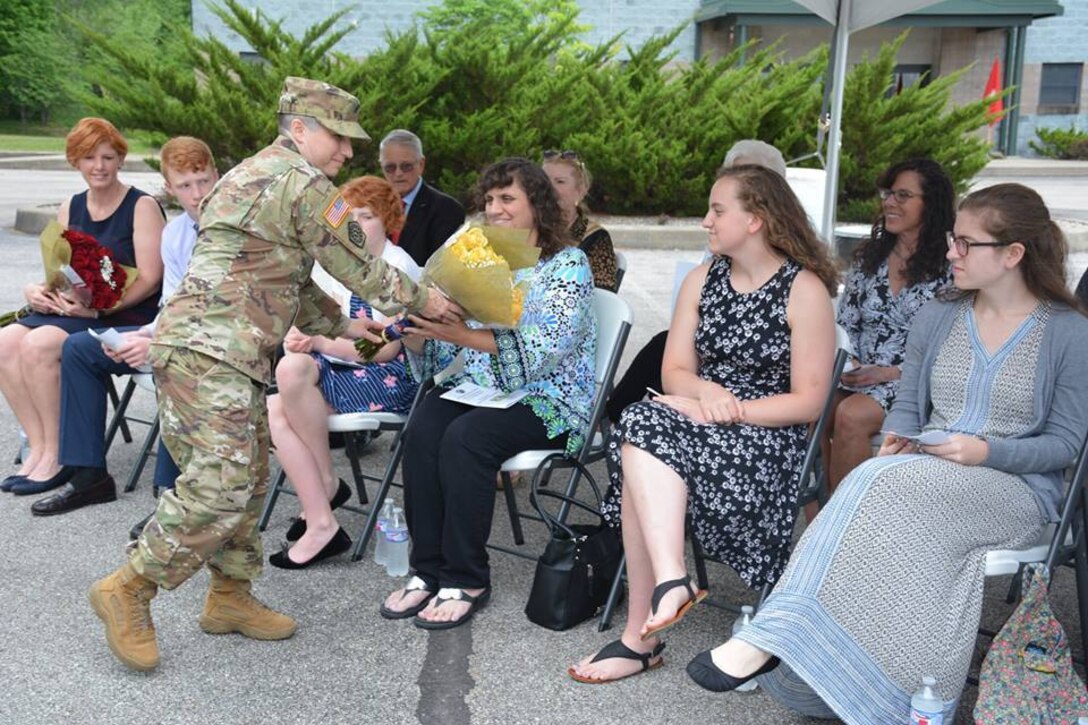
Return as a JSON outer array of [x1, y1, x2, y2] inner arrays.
[[836, 258, 950, 412], [313, 295, 418, 414], [601, 257, 807, 588]]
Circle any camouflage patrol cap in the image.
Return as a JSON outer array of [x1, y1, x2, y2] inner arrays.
[[278, 76, 370, 141]]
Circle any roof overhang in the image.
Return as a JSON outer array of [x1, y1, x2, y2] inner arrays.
[[696, 0, 1064, 28]]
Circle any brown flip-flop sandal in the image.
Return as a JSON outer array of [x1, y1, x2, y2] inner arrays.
[[568, 639, 666, 684], [640, 575, 707, 641]]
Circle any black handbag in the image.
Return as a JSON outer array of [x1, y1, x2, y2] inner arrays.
[[524, 456, 621, 631]]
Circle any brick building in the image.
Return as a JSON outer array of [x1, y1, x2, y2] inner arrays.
[[192, 0, 1087, 156]]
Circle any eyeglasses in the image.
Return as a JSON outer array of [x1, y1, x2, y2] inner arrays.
[[382, 161, 417, 175], [945, 231, 1015, 257], [543, 149, 581, 162], [878, 188, 921, 203]]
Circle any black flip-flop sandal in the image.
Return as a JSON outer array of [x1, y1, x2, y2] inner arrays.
[[568, 639, 666, 684], [640, 575, 707, 641], [380, 576, 437, 620], [413, 587, 491, 630]]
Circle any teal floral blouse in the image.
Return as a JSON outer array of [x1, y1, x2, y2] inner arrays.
[[409, 246, 597, 454]]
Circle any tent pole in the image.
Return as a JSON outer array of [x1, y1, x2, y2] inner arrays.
[[820, 0, 851, 245]]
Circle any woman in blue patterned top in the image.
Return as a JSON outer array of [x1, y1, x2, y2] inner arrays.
[[379, 158, 597, 629]]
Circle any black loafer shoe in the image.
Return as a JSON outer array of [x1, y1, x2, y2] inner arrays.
[[30, 476, 117, 517], [269, 527, 352, 569], [0, 474, 27, 492], [686, 650, 780, 693], [285, 479, 353, 542], [11, 467, 75, 496]]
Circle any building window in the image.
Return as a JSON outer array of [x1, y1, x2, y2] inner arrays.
[[1038, 63, 1082, 114], [887, 65, 932, 97]]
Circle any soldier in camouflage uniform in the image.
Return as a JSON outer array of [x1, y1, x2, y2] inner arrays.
[[88, 77, 454, 672]]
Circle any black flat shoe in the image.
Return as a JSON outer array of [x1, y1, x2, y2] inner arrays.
[[0, 474, 27, 492], [269, 527, 352, 569], [285, 479, 353, 542], [11, 467, 75, 496], [686, 650, 780, 693], [30, 476, 117, 516]]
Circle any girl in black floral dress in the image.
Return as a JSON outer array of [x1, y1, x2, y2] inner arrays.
[[569, 165, 840, 684]]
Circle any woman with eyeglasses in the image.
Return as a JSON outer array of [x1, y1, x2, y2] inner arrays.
[[689, 183, 1088, 724], [826, 159, 954, 494], [541, 149, 618, 291]]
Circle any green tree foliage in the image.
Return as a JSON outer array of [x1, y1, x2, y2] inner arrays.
[[836, 34, 993, 223], [1030, 125, 1088, 160], [73, 1, 996, 220], [0, 0, 68, 122]]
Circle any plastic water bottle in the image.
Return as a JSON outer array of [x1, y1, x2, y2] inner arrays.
[[909, 676, 944, 725], [731, 605, 759, 692], [373, 499, 395, 566], [17, 427, 30, 465], [384, 507, 410, 577]]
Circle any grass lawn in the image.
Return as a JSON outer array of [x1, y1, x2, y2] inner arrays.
[[0, 121, 155, 156]]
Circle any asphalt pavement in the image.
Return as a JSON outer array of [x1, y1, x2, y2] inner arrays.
[[0, 164, 1087, 725]]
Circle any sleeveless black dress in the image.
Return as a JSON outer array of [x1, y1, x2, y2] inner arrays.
[[600, 256, 808, 588], [18, 187, 162, 333]]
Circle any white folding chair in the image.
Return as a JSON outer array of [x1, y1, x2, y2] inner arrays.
[[613, 251, 628, 292], [258, 361, 459, 562], [489, 288, 634, 559]]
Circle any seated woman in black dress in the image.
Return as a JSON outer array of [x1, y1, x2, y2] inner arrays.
[[569, 165, 839, 683], [0, 118, 164, 496]]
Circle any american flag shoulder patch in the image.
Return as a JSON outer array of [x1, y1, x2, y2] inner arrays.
[[323, 195, 350, 228]]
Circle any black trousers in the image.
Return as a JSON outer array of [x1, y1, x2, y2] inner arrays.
[[401, 389, 564, 589], [605, 328, 668, 423]]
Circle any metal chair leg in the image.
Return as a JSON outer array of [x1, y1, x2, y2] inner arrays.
[[598, 554, 627, 632], [350, 434, 407, 561], [124, 420, 160, 493], [258, 469, 287, 532], [502, 472, 526, 546], [104, 378, 135, 449], [344, 432, 369, 505]]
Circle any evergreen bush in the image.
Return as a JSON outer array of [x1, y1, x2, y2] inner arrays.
[[1030, 125, 1088, 160], [72, 0, 996, 221]]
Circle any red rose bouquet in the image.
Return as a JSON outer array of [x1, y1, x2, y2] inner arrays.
[[0, 220, 137, 326]]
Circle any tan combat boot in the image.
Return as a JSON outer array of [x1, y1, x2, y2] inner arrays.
[[88, 563, 160, 672], [199, 570, 297, 640]]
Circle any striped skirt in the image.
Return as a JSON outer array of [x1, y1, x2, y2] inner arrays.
[[735, 454, 1044, 724]]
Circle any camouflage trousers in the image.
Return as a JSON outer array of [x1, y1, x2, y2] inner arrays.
[[130, 345, 269, 590]]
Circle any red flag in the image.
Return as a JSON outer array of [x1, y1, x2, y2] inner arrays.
[[984, 57, 1003, 126]]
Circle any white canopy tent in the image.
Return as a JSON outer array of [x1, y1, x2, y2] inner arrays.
[[790, 0, 949, 240]]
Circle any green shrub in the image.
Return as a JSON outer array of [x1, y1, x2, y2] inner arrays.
[[71, 0, 997, 221], [1030, 125, 1088, 160]]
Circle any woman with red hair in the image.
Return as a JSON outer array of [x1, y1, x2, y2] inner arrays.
[[267, 175, 421, 569], [0, 117, 164, 498]]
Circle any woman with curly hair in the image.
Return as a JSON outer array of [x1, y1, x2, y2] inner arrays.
[[827, 158, 954, 491], [569, 164, 839, 683], [379, 158, 597, 629]]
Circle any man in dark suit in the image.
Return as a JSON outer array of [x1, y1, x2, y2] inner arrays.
[[379, 129, 465, 267]]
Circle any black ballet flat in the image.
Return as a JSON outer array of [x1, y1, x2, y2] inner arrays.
[[269, 527, 352, 570], [285, 479, 353, 542], [0, 474, 27, 492], [686, 650, 780, 693]]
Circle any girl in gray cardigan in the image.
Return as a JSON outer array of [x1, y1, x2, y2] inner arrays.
[[688, 183, 1088, 724]]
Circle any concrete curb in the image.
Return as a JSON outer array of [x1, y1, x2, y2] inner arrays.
[[12, 206, 1088, 252]]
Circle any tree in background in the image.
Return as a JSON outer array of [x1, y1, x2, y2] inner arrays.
[[70, 0, 995, 221], [0, 0, 69, 123]]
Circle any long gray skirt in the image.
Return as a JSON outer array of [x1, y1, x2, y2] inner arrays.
[[735, 453, 1045, 724]]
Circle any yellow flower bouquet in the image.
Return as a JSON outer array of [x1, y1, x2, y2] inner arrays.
[[424, 224, 539, 327]]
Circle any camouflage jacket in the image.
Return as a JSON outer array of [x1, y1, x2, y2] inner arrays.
[[154, 136, 427, 384]]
